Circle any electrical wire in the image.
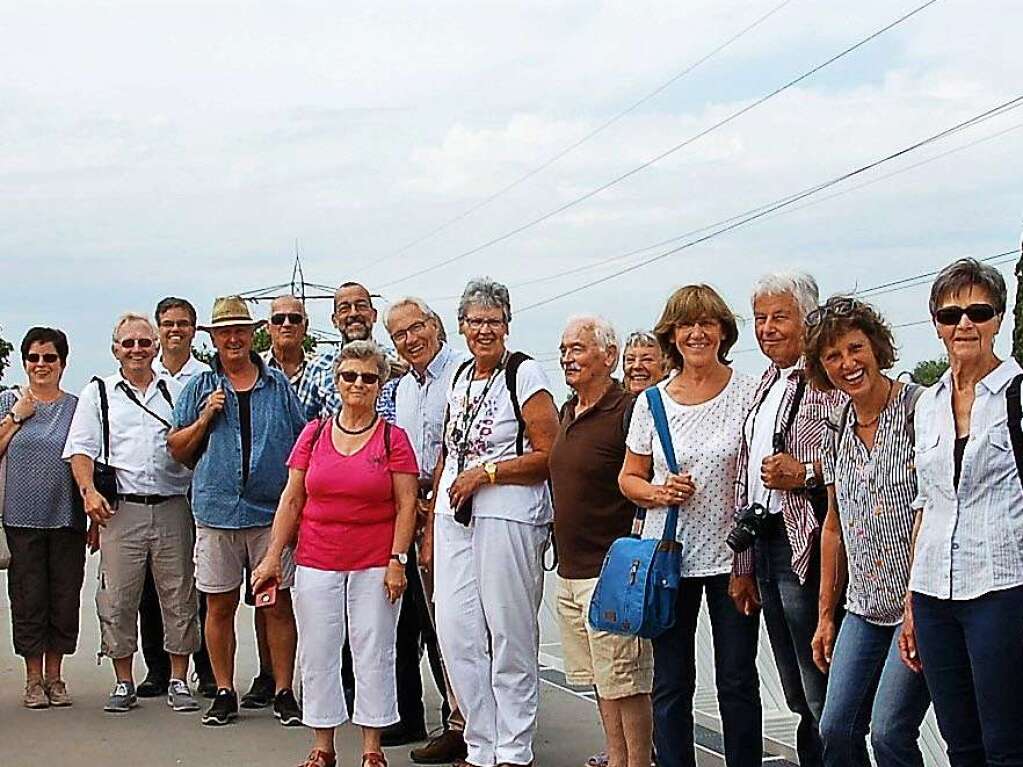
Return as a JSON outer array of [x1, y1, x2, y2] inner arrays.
[[379, 0, 943, 288]]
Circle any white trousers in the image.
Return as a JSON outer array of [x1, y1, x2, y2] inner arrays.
[[292, 565, 401, 729], [434, 514, 547, 766]]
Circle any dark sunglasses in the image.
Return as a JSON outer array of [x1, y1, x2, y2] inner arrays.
[[119, 338, 154, 349], [933, 303, 997, 326], [338, 370, 380, 385], [806, 297, 858, 328], [25, 353, 60, 364], [270, 313, 305, 326]]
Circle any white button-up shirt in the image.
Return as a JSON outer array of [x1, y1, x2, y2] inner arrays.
[[155, 354, 210, 385], [63, 370, 192, 496], [910, 359, 1023, 600], [394, 344, 468, 483], [743, 365, 797, 514]]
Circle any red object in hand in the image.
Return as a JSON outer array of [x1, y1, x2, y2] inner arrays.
[[254, 579, 278, 608]]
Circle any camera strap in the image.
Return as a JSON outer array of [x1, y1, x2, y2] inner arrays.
[[645, 386, 680, 545]]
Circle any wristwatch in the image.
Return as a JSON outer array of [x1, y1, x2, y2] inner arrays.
[[390, 552, 408, 566], [484, 462, 498, 485], [9, 412, 25, 425], [803, 462, 819, 489]]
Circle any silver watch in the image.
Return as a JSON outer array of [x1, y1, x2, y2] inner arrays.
[[390, 552, 408, 566], [803, 462, 819, 489]]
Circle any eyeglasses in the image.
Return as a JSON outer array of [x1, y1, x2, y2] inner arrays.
[[390, 320, 427, 344], [25, 353, 60, 363], [933, 303, 997, 326], [463, 317, 506, 331], [158, 319, 193, 329], [338, 370, 381, 385], [270, 313, 305, 326], [335, 300, 372, 315], [805, 298, 857, 328], [119, 338, 155, 349]]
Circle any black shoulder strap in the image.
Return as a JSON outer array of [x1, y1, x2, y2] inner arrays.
[[622, 394, 637, 434], [902, 383, 925, 446], [384, 420, 392, 459], [156, 379, 173, 407], [452, 358, 474, 390], [1005, 374, 1023, 492], [505, 351, 532, 456], [91, 376, 111, 462], [774, 374, 806, 453], [116, 381, 173, 430]]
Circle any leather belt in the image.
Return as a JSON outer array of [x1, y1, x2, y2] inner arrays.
[[117, 493, 176, 506]]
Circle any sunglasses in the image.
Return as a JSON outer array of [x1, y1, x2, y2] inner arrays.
[[338, 370, 381, 385], [805, 297, 857, 328], [270, 313, 305, 326], [933, 303, 997, 326], [25, 353, 60, 364], [119, 338, 154, 349]]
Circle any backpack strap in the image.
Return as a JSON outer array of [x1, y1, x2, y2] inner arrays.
[[505, 351, 532, 456], [384, 420, 392, 459], [1005, 374, 1023, 493], [645, 387, 680, 544], [91, 376, 111, 463]]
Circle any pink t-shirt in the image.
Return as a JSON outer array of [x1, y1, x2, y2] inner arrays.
[[288, 418, 419, 572]]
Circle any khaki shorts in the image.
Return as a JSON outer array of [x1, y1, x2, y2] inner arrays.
[[194, 525, 295, 594], [556, 576, 653, 699]]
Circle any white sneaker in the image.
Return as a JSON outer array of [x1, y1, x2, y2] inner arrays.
[[167, 679, 200, 712]]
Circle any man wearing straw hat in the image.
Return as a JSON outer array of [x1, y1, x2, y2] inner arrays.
[[169, 296, 307, 728]]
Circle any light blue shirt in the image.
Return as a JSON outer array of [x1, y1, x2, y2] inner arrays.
[[298, 344, 399, 423], [910, 358, 1023, 600]]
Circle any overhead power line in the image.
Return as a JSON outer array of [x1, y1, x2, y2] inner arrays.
[[371, 0, 796, 267], [379, 0, 943, 289], [513, 94, 1023, 313]]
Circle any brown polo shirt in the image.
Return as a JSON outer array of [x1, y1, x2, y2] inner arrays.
[[549, 384, 636, 580]]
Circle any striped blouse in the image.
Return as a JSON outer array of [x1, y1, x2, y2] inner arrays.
[[822, 384, 917, 626]]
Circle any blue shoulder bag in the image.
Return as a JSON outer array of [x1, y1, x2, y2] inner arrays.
[[588, 386, 682, 638]]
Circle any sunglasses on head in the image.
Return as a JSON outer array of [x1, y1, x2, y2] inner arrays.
[[119, 338, 154, 349], [270, 313, 305, 326], [26, 353, 60, 364], [338, 370, 380, 385], [805, 297, 858, 328], [933, 303, 997, 326]]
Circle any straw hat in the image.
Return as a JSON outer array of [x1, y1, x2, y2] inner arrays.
[[198, 296, 265, 331]]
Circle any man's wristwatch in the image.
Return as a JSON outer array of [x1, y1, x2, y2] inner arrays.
[[9, 412, 25, 425], [390, 552, 408, 566], [803, 462, 819, 489], [484, 462, 498, 485]]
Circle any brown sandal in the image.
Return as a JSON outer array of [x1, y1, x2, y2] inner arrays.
[[299, 749, 336, 767], [362, 753, 387, 767]]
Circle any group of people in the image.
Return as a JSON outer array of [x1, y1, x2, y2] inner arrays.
[[1, 258, 1021, 767]]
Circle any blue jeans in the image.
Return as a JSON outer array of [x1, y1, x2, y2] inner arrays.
[[913, 586, 1023, 767], [652, 573, 761, 767], [755, 517, 827, 767], [820, 613, 930, 767]]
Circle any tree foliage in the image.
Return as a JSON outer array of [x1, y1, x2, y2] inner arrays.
[[0, 325, 14, 386], [192, 328, 318, 365], [911, 357, 949, 386]]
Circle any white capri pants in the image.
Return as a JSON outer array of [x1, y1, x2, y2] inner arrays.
[[434, 514, 547, 767], [292, 565, 402, 729]]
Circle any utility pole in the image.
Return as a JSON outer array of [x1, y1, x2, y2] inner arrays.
[[1015, 233, 1023, 365]]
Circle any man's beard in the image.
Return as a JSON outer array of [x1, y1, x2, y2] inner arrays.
[[341, 321, 371, 343]]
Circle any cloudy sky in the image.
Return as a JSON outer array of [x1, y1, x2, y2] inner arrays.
[[2, 0, 1021, 391]]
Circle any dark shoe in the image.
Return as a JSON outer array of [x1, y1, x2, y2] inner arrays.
[[136, 675, 169, 698], [410, 729, 467, 764], [201, 688, 239, 726], [273, 688, 303, 727], [240, 673, 275, 709], [381, 722, 428, 748], [196, 674, 218, 699]]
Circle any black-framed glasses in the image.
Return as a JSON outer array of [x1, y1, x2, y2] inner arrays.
[[270, 313, 305, 326], [25, 353, 60, 363], [463, 317, 506, 332], [335, 300, 372, 315], [933, 303, 997, 326], [805, 298, 857, 328], [338, 370, 381, 385], [119, 338, 154, 349], [390, 320, 427, 344], [158, 319, 193, 329]]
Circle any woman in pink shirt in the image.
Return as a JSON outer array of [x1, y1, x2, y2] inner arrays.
[[253, 341, 419, 767]]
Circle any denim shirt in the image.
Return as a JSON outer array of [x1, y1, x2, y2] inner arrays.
[[174, 353, 307, 529]]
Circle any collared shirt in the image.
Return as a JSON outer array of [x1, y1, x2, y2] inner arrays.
[[261, 348, 314, 409], [63, 371, 192, 497], [744, 365, 797, 515], [299, 343, 399, 423], [910, 359, 1023, 600], [733, 360, 845, 582], [394, 344, 468, 483], [155, 354, 210, 384], [822, 385, 918, 625], [173, 354, 307, 529]]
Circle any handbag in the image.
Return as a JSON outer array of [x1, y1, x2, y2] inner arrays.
[[90, 377, 118, 506], [588, 386, 682, 638]]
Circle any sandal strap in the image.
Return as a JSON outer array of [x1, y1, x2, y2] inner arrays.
[[362, 753, 387, 767], [300, 749, 336, 767]]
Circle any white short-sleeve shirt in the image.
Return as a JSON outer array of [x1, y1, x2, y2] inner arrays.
[[435, 356, 554, 526], [626, 371, 757, 577]]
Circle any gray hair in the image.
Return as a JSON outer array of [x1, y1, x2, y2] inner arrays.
[[112, 312, 157, 342], [383, 296, 435, 329], [269, 294, 307, 317], [623, 330, 660, 352], [564, 314, 619, 353], [333, 340, 391, 384], [751, 271, 820, 319], [929, 258, 1007, 316], [458, 277, 512, 323]]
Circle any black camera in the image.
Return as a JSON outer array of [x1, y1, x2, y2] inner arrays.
[[726, 502, 770, 553]]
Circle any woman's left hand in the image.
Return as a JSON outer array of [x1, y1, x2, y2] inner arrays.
[[385, 561, 407, 604], [447, 466, 487, 511]]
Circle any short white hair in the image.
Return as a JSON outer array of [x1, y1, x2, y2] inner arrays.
[[383, 296, 435, 329], [751, 271, 819, 319], [112, 312, 157, 342], [564, 314, 620, 353]]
